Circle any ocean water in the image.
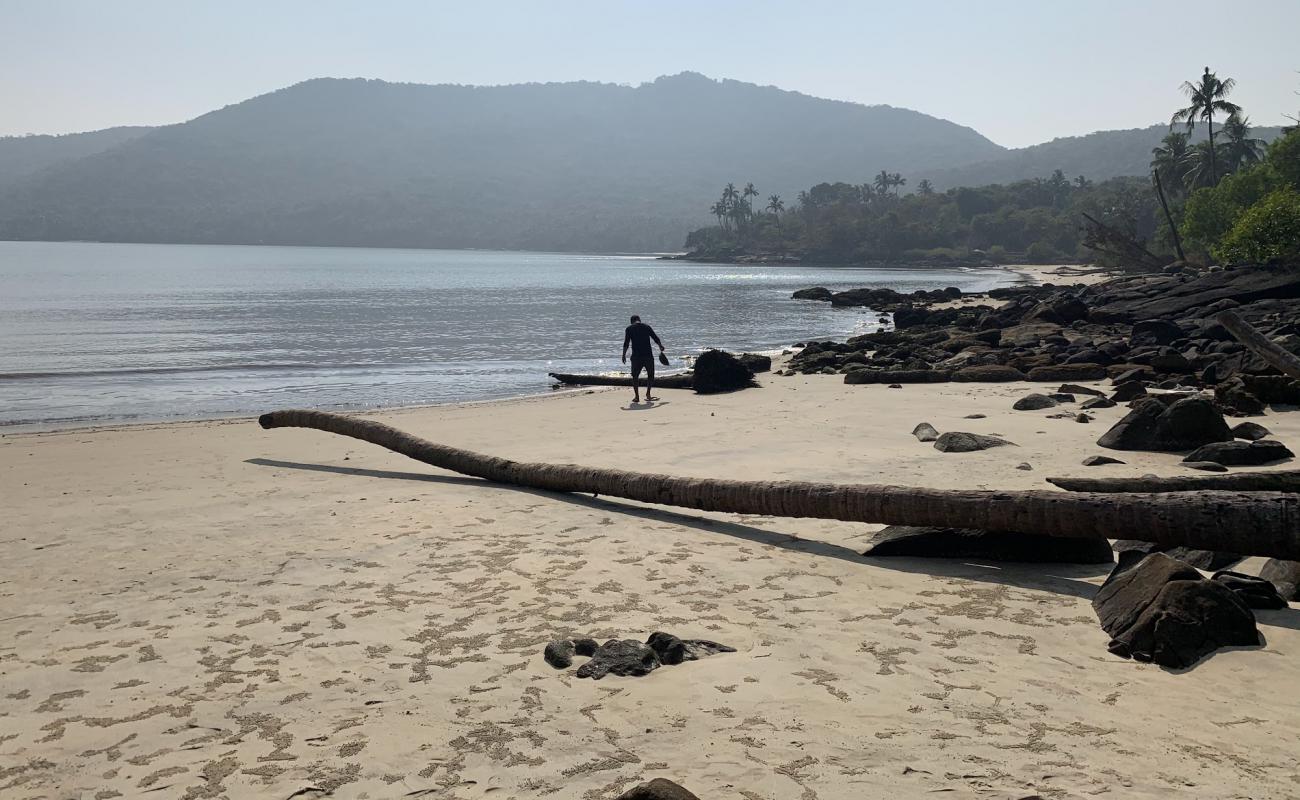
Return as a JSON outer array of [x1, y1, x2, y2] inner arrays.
[[0, 242, 1020, 429]]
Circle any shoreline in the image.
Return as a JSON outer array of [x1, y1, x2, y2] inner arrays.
[[3, 262, 1058, 436]]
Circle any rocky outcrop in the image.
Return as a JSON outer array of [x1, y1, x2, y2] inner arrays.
[[616, 779, 702, 800], [1093, 553, 1260, 669], [1182, 440, 1295, 466], [1259, 559, 1300, 601], [1097, 397, 1233, 452], [692, 349, 757, 394]]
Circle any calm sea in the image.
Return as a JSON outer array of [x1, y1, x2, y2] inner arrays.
[[0, 242, 1020, 429]]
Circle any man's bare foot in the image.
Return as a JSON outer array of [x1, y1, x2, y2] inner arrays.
[[645, 395, 659, 402], [632, 396, 640, 404]]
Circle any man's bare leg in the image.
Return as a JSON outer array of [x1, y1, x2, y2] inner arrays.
[[631, 364, 641, 403], [645, 364, 657, 401]]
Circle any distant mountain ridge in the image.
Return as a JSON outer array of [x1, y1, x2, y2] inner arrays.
[[0, 74, 1284, 251]]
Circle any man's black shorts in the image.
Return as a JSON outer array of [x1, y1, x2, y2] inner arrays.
[[630, 355, 655, 379]]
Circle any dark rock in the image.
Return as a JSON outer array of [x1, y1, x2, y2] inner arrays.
[[1026, 363, 1108, 381], [575, 639, 661, 680], [1182, 440, 1295, 466], [933, 432, 1014, 452], [844, 369, 951, 385], [1075, 413, 1091, 423], [891, 306, 930, 328], [863, 526, 1113, 563], [1059, 383, 1105, 397], [1111, 541, 1244, 572], [1096, 396, 1232, 452], [1016, 462, 1033, 470], [737, 353, 772, 373], [573, 638, 599, 656], [544, 640, 575, 668], [1093, 553, 1259, 668], [1184, 461, 1228, 472], [1050, 393, 1077, 403], [1110, 381, 1148, 403], [912, 422, 939, 442], [1130, 319, 1184, 347], [888, 383, 902, 388], [792, 287, 833, 301], [692, 349, 757, 394], [1230, 421, 1271, 441], [645, 631, 735, 666], [1259, 559, 1300, 601], [964, 413, 987, 419], [615, 778, 702, 800], [1212, 571, 1288, 609], [1012, 393, 1058, 411], [1112, 366, 1157, 384], [952, 365, 1027, 382], [1082, 455, 1125, 466], [1082, 396, 1117, 410]]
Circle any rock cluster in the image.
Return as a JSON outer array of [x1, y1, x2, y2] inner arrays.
[[784, 267, 1300, 425], [543, 632, 735, 680]]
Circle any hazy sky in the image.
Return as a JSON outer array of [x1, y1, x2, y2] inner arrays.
[[3, 0, 1298, 147]]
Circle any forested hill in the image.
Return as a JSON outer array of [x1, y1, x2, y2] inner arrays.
[[0, 126, 154, 186], [0, 74, 1003, 252], [918, 123, 1286, 189]]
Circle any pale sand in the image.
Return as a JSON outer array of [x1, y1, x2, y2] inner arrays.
[[3, 377, 1299, 799]]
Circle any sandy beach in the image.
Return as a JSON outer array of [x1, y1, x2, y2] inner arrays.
[[4, 371, 1299, 799]]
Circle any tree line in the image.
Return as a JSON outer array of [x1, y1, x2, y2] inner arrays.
[[685, 66, 1299, 268]]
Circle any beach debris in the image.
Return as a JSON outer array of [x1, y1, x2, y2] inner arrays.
[[549, 371, 694, 389], [1211, 571, 1288, 609], [964, 413, 987, 419], [1111, 540, 1242, 572], [692, 349, 757, 394], [933, 431, 1013, 452], [543, 632, 735, 680], [1096, 396, 1232, 452], [1012, 393, 1057, 411], [1183, 440, 1294, 466], [864, 525, 1113, 564], [258, 409, 1300, 558], [1259, 559, 1300, 601], [1231, 421, 1272, 441], [616, 778, 701, 800], [1093, 552, 1260, 669], [911, 422, 939, 442], [1082, 455, 1124, 466], [1184, 461, 1229, 472], [1016, 462, 1033, 470]]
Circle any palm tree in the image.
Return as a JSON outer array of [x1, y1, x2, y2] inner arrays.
[[1182, 139, 1223, 191], [1150, 131, 1193, 195], [742, 182, 759, 220], [1219, 112, 1265, 173], [1170, 66, 1241, 185], [1074, 175, 1093, 190], [889, 173, 906, 194], [709, 200, 728, 231], [766, 195, 784, 215], [873, 170, 892, 196], [916, 179, 934, 196], [259, 409, 1300, 558]]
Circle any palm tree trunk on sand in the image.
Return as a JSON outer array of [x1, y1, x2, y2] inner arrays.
[[1217, 309, 1300, 381], [1048, 471, 1300, 494], [259, 409, 1300, 559]]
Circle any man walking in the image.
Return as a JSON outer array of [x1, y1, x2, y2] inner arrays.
[[622, 314, 665, 403]]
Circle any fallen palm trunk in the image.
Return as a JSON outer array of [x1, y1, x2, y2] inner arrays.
[[1047, 471, 1300, 494], [259, 409, 1300, 559], [1217, 309, 1300, 382], [549, 372, 694, 389]]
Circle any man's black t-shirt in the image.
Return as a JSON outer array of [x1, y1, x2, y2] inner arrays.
[[624, 322, 662, 359]]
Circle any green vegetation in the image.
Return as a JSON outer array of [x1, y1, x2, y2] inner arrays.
[[684, 170, 1160, 265], [684, 66, 1296, 269]]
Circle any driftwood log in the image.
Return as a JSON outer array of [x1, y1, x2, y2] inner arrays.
[[1047, 471, 1300, 494], [1216, 309, 1300, 382], [259, 409, 1300, 559], [549, 372, 694, 389]]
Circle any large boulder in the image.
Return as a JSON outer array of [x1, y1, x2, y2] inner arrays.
[[1230, 421, 1271, 441], [1093, 553, 1260, 668], [792, 287, 833, 301], [575, 640, 661, 679], [1096, 396, 1233, 452], [1211, 571, 1288, 609], [1182, 440, 1295, 466], [1130, 319, 1184, 348], [1111, 540, 1242, 572], [864, 526, 1113, 564], [1012, 393, 1058, 411], [616, 779, 701, 800], [912, 422, 939, 442], [1090, 266, 1300, 322], [692, 349, 757, 394], [953, 365, 1027, 382], [933, 432, 1014, 452], [1026, 363, 1109, 381], [1259, 559, 1300, 601], [736, 353, 772, 373]]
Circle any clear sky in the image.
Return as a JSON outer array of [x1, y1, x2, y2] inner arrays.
[[3, 0, 1297, 147]]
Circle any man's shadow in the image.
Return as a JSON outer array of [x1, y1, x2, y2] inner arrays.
[[622, 400, 670, 411]]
